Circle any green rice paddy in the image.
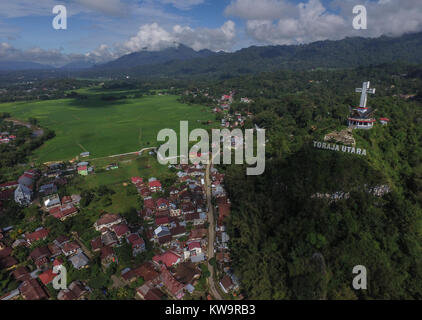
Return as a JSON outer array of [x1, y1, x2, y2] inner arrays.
[[0, 89, 215, 163]]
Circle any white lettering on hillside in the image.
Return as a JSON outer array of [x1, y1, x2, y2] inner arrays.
[[313, 141, 367, 156]]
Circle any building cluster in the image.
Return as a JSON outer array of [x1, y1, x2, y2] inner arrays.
[[213, 92, 253, 129], [91, 213, 145, 267], [125, 163, 211, 299], [0, 161, 80, 208], [43, 193, 80, 221], [209, 167, 240, 295], [0, 227, 91, 300]]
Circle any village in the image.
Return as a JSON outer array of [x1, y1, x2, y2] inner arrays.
[[0, 92, 245, 300]]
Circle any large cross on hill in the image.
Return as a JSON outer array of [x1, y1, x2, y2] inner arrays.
[[355, 81, 376, 108]]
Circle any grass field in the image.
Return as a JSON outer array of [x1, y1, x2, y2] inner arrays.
[[0, 89, 215, 163]]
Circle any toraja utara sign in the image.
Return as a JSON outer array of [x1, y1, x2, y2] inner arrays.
[[313, 141, 367, 156]]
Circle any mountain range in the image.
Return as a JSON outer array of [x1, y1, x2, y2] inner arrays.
[[1, 32, 422, 79]]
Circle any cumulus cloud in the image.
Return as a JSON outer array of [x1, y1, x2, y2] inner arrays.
[[225, 0, 422, 45], [0, 20, 236, 66], [332, 0, 422, 37], [123, 20, 236, 52]]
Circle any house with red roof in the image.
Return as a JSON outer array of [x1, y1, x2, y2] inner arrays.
[[218, 202, 231, 227], [112, 223, 130, 240], [39, 269, 57, 285], [131, 177, 143, 185], [19, 279, 48, 300], [25, 228, 49, 245], [379, 117, 390, 125], [94, 213, 123, 231], [136, 284, 165, 300], [126, 233, 145, 256], [0, 181, 18, 191], [155, 216, 170, 226], [148, 180, 162, 193], [160, 265, 185, 299], [91, 237, 103, 252], [139, 186, 151, 198], [101, 246, 117, 267], [144, 197, 155, 210], [49, 203, 78, 221], [62, 241, 81, 257], [153, 250, 181, 268]]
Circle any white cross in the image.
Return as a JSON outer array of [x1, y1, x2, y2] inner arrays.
[[355, 81, 375, 108]]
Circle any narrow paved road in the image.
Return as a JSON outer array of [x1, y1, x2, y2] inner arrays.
[[205, 157, 223, 300]]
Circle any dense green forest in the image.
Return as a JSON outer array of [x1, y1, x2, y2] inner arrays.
[[209, 63, 422, 299], [79, 32, 422, 80]]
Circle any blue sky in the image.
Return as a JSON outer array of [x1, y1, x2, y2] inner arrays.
[[0, 0, 420, 66]]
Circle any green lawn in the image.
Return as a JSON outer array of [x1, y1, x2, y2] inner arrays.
[[0, 91, 215, 163]]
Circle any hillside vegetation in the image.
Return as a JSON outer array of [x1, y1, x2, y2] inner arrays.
[[208, 63, 422, 299]]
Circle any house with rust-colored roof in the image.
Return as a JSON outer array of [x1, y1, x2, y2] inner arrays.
[[153, 250, 182, 268], [160, 265, 185, 299], [25, 228, 49, 245], [126, 233, 145, 256], [94, 213, 122, 231], [111, 223, 130, 240]]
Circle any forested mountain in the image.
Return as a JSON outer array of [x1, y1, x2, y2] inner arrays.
[[95, 44, 217, 70], [202, 63, 422, 299], [81, 32, 422, 80]]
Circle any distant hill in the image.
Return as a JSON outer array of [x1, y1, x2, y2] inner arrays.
[[97, 44, 217, 70], [0, 61, 54, 71], [60, 60, 94, 70], [81, 32, 422, 79]]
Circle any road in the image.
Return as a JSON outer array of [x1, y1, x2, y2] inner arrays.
[[205, 157, 223, 300]]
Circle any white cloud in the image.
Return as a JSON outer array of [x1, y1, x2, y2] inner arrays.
[[124, 23, 175, 52], [226, 0, 422, 45], [123, 20, 236, 52], [85, 44, 118, 62], [332, 0, 422, 37]]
